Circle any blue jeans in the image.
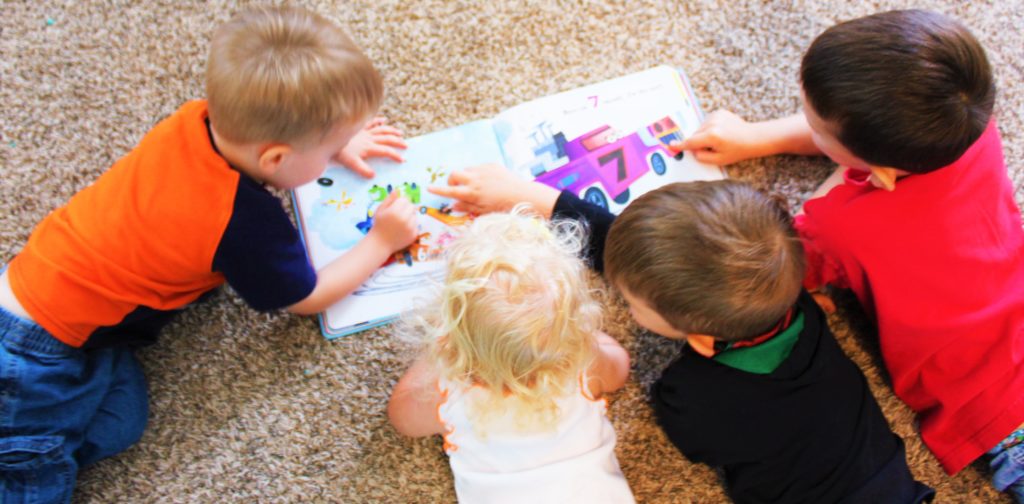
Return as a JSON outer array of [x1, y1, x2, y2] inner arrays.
[[990, 424, 1024, 503], [0, 305, 148, 504]]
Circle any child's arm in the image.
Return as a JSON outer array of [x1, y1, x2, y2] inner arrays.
[[584, 331, 631, 398], [674, 111, 822, 165], [427, 163, 561, 217], [388, 353, 447, 437], [288, 191, 418, 315], [428, 164, 615, 271]]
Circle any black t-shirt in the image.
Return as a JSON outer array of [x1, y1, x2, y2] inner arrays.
[[552, 190, 933, 503]]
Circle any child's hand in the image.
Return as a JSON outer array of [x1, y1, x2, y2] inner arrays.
[[334, 116, 408, 178], [368, 191, 418, 252], [428, 163, 560, 217], [671, 109, 767, 166]]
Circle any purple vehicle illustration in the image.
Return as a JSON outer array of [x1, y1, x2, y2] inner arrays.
[[534, 116, 684, 209]]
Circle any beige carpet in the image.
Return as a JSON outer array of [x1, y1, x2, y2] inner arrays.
[[2, 1, 1022, 502]]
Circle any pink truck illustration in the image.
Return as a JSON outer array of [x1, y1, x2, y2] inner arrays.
[[534, 116, 684, 209]]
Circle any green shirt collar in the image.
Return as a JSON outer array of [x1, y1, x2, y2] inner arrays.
[[711, 309, 804, 374]]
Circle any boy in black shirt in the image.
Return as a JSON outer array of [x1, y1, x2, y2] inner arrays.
[[602, 180, 933, 503]]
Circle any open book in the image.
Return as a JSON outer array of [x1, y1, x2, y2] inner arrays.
[[293, 65, 725, 338]]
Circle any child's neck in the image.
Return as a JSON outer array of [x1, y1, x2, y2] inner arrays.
[[687, 307, 796, 358], [207, 121, 265, 182], [867, 166, 912, 191]]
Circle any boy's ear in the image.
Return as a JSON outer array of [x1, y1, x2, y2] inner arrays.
[[868, 167, 899, 192], [686, 334, 717, 358], [257, 144, 293, 179]]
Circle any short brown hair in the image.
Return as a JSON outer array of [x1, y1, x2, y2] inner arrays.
[[604, 181, 804, 342], [206, 6, 383, 144], [801, 9, 994, 173]]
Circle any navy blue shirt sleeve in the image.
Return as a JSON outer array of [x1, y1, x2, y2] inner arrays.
[[551, 190, 616, 273], [212, 176, 317, 311]]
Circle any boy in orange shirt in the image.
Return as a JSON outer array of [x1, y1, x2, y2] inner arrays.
[[0, 7, 416, 502]]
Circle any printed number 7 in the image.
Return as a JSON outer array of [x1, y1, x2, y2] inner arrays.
[[588, 95, 598, 108], [598, 148, 627, 182]]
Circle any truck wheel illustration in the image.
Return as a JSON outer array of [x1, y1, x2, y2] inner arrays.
[[583, 186, 609, 210], [651, 152, 667, 175], [613, 188, 630, 205]]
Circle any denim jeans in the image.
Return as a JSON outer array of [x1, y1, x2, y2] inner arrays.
[[0, 304, 148, 504], [989, 424, 1024, 503]]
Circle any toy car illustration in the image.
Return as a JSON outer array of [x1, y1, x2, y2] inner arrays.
[[533, 116, 682, 209], [420, 203, 471, 227], [387, 232, 435, 267]]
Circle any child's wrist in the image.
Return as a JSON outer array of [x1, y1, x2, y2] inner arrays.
[[751, 120, 788, 158], [525, 183, 559, 218], [364, 229, 398, 257]]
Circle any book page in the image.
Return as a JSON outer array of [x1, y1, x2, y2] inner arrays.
[[292, 120, 503, 337], [494, 65, 722, 213]]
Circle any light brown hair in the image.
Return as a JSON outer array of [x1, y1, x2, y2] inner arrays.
[[206, 6, 383, 144], [801, 9, 995, 173], [604, 181, 804, 342]]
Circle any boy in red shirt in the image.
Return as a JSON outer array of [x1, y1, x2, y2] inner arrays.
[[675, 9, 1024, 500], [0, 7, 417, 502]]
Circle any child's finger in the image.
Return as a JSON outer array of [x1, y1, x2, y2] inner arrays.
[[691, 149, 723, 165], [367, 116, 388, 128], [446, 170, 473, 186], [452, 200, 483, 215], [675, 130, 714, 153], [344, 156, 376, 178], [377, 188, 401, 210], [371, 134, 408, 149], [366, 145, 405, 163], [427, 184, 474, 201], [370, 125, 403, 137]]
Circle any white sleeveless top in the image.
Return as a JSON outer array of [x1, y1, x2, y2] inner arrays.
[[437, 375, 635, 504]]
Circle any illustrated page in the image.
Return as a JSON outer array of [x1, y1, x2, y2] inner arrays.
[[293, 120, 504, 337], [494, 65, 723, 214]]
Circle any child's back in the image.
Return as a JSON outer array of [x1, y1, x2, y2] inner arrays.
[[602, 180, 933, 503], [797, 118, 1024, 474], [438, 371, 625, 502], [655, 290, 924, 502], [388, 211, 635, 503]]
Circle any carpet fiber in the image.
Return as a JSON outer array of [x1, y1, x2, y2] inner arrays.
[[2, 1, 1022, 502]]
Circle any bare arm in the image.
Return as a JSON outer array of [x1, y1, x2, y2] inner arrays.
[[427, 163, 560, 217], [675, 111, 822, 165], [288, 191, 419, 315], [753, 113, 822, 157], [388, 354, 446, 437], [585, 331, 631, 398]]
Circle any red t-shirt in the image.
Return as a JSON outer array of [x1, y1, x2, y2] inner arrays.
[[795, 121, 1024, 474]]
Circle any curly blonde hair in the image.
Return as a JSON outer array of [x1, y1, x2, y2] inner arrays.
[[408, 209, 602, 433], [206, 6, 382, 145]]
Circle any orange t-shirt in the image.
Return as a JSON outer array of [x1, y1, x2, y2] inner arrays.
[[8, 100, 315, 347]]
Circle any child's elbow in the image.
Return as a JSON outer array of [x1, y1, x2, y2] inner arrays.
[[608, 363, 630, 393], [286, 295, 322, 316], [604, 349, 631, 393], [386, 397, 421, 437]]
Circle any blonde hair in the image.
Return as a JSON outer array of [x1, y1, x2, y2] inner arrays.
[[409, 209, 602, 433], [206, 6, 383, 144]]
